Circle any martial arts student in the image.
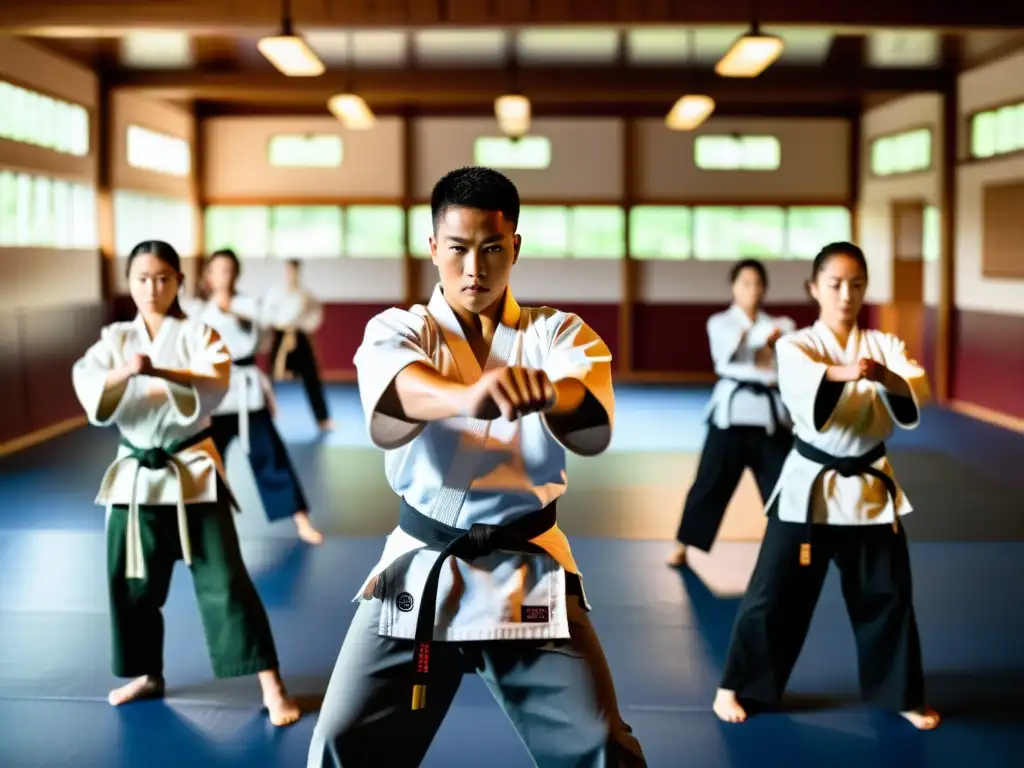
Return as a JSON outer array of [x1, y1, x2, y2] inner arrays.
[[667, 259, 795, 567], [307, 167, 647, 767], [264, 259, 334, 431], [72, 240, 301, 726], [712, 242, 940, 731], [184, 248, 324, 544]]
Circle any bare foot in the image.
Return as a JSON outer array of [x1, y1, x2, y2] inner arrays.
[[108, 675, 165, 706], [259, 670, 301, 727], [294, 511, 324, 545], [318, 419, 335, 432], [901, 706, 941, 730], [666, 544, 687, 567], [713, 688, 747, 723]]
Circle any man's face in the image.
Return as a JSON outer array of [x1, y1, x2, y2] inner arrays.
[[430, 206, 520, 316]]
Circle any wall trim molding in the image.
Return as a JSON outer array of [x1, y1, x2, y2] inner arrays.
[[0, 415, 88, 458]]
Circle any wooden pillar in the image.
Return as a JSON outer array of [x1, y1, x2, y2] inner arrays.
[[936, 75, 958, 403], [848, 105, 861, 243], [95, 77, 116, 316], [401, 110, 418, 308], [618, 118, 636, 376], [189, 102, 206, 272]]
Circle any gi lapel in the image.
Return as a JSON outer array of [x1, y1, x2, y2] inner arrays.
[[424, 285, 523, 527]]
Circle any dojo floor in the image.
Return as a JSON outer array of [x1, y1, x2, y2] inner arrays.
[[2, 383, 1023, 768]]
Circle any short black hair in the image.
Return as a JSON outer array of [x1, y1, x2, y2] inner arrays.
[[430, 166, 520, 232], [730, 258, 768, 289], [286, 258, 301, 269]]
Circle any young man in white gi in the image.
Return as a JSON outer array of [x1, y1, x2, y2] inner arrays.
[[307, 167, 647, 767]]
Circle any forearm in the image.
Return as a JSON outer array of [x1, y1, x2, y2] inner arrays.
[[825, 365, 855, 382], [104, 365, 133, 390], [149, 368, 223, 389], [379, 361, 466, 422]]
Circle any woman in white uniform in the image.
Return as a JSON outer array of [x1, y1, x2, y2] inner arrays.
[[188, 249, 324, 545], [668, 259, 795, 567], [72, 240, 301, 726], [712, 242, 940, 731], [307, 167, 646, 767]]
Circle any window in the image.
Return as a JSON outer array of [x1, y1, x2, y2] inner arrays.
[[408, 205, 434, 258], [518, 206, 570, 257], [629, 206, 691, 260], [568, 206, 625, 258], [970, 102, 1024, 159], [205, 204, 405, 258], [694, 135, 781, 171], [205, 206, 271, 256], [268, 134, 344, 167], [474, 136, 552, 169], [114, 191, 195, 257], [126, 125, 191, 177], [693, 207, 786, 260], [270, 206, 343, 258], [0, 80, 90, 156], [870, 128, 932, 176], [0, 169, 96, 248], [345, 206, 405, 258], [786, 207, 852, 259]]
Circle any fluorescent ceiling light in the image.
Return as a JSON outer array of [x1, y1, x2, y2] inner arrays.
[[666, 95, 715, 131]]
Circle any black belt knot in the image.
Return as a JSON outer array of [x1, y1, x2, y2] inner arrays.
[[793, 437, 899, 567], [398, 498, 557, 712]]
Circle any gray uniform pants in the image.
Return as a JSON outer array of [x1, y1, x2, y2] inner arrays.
[[307, 595, 647, 768]]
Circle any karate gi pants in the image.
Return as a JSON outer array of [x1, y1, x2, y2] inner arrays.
[[676, 425, 792, 552], [307, 594, 648, 768], [210, 408, 309, 522], [106, 495, 280, 679], [269, 329, 330, 423], [720, 513, 926, 712]]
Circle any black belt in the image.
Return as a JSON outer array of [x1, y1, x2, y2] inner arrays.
[[233, 355, 256, 367], [718, 377, 781, 431], [399, 498, 557, 712], [119, 427, 240, 509], [794, 437, 898, 566]]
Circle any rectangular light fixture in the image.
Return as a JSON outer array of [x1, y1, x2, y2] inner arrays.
[[257, 34, 325, 77], [328, 94, 376, 130], [665, 95, 715, 131], [715, 33, 784, 78], [495, 94, 531, 139]]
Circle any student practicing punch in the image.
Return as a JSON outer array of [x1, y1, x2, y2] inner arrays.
[[712, 242, 940, 732], [307, 168, 647, 767]]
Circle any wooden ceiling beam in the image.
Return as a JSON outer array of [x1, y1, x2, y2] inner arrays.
[[5, 0, 1024, 32], [195, 100, 860, 120], [108, 65, 948, 107]]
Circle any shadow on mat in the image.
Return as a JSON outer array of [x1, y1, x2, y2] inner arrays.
[[168, 673, 328, 717]]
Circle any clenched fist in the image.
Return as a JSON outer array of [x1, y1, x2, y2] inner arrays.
[[461, 366, 556, 421]]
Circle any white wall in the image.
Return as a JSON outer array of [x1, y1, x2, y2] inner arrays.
[[857, 94, 942, 306], [956, 49, 1024, 316]]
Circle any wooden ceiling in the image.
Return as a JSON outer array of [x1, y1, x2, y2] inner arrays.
[[5, 0, 1024, 118]]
